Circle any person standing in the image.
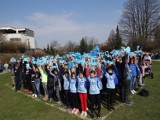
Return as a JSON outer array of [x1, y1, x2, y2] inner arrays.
[[105, 67, 118, 111], [14, 63, 21, 91], [77, 71, 88, 117], [88, 70, 101, 119]]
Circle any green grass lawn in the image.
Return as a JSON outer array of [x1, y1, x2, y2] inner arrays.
[[0, 61, 160, 120]]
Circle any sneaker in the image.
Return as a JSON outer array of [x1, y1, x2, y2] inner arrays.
[[131, 90, 135, 94], [80, 111, 85, 117], [97, 113, 101, 119], [49, 98, 53, 102], [84, 112, 87, 117], [43, 97, 48, 101], [125, 100, 133, 106], [91, 113, 95, 119], [57, 101, 62, 105], [108, 106, 112, 111], [32, 94, 35, 97], [71, 108, 76, 113], [74, 109, 79, 115], [110, 106, 115, 110], [35, 94, 38, 98], [133, 90, 137, 93]]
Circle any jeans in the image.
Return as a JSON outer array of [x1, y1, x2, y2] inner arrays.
[[14, 77, 20, 91], [122, 80, 131, 103], [56, 87, 61, 102], [42, 82, 48, 96], [34, 79, 41, 97], [130, 76, 136, 91]]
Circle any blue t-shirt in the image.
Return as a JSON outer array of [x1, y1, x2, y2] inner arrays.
[[63, 75, 70, 90], [105, 73, 117, 89], [69, 78, 78, 93], [77, 76, 88, 93], [88, 77, 101, 95]]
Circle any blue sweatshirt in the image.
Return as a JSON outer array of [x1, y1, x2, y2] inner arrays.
[[105, 73, 118, 89], [69, 78, 78, 93], [77, 76, 88, 93], [88, 77, 101, 95], [129, 63, 137, 77], [63, 75, 70, 90]]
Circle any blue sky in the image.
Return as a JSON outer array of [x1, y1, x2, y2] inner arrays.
[[0, 0, 126, 48]]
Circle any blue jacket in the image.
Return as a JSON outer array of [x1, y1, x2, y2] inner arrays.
[[63, 75, 70, 90], [77, 76, 88, 93], [129, 63, 137, 77], [105, 73, 118, 89], [88, 77, 100, 95], [69, 78, 78, 93]]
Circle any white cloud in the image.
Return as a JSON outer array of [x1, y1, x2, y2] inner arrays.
[[4, 12, 115, 48]]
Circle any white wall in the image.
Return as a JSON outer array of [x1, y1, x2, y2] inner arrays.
[[4, 33, 35, 49]]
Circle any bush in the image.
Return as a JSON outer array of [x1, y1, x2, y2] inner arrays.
[[0, 41, 27, 53]]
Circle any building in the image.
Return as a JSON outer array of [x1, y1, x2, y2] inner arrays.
[[0, 26, 36, 49]]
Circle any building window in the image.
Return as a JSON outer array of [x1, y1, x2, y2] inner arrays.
[[10, 38, 21, 42]]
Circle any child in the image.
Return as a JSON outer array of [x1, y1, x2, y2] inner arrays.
[[69, 72, 79, 114], [129, 58, 137, 94], [25, 63, 32, 93], [14, 62, 21, 91], [88, 70, 101, 119], [50, 69, 62, 104], [77, 71, 88, 117], [32, 64, 41, 98], [63, 71, 71, 108], [105, 67, 118, 110], [47, 67, 55, 102], [39, 65, 48, 101]]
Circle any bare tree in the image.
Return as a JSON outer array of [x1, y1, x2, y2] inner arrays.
[[64, 40, 77, 52], [119, 0, 160, 46], [50, 40, 60, 49]]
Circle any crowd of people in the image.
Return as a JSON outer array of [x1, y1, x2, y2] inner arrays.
[[9, 45, 153, 119]]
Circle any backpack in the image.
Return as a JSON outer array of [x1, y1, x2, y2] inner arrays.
[[138, 89, 149, 97]]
